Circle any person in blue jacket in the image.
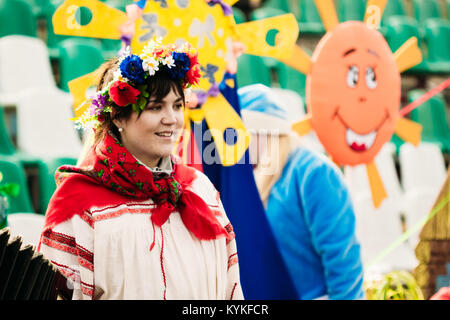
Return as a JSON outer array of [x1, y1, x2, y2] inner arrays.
[[239, 84, 365, 300]]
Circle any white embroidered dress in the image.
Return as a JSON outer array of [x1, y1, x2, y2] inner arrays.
[[39, 158, 243, 300]]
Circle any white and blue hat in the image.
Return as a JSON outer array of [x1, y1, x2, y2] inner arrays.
[[238, 84, 304, 134]]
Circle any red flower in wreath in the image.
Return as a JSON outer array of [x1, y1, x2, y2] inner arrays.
[[109, 81, 141, 107]]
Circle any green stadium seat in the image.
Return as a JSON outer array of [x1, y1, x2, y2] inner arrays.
[[0, 106, 76, 214], [261, 0, 292, 13], [337, 0, 366, 22], [408, 89, 450, 153], [274, 62, 307, 98], [233, 7, 247, 24], [98, 0, 127, 59], [0, 158, 34, 214], [297, 0, 325, 35], [384, 16, 429, 74], [380, 0, 408, 26], [422, 18, 450, 74], [39, 157, 77, 215], [250, 6, 286, 21], [57, 38, 105, 92], [0, 109, 16, 156], [101, 39, 123, 60], [412, 0, 443, 24], [28, 0, 53, 18], [236, 54, 272, 87], [448, 0, 450, 20], [0, 0, 37, 38], [390, 133, 405, 154]]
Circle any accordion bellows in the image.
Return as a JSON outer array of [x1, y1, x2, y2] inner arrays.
[[0, 227, 72, 300]]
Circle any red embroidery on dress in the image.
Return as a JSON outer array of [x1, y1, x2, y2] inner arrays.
[[94, 205, 156, 222], [224, 223, 235, 244], [227, 253, 238, 270], [51, 260, 81, 285], [51, 260, 94, 299], [80, 211, 94, 228], [42, 237, 77, 256], [216, 190, 221, 204], [80, 282, 94, 298], [42, 230, 75, 246], [160, 226, 167, 300], [91, 202, 156, 215], [42, 232, 94, 270], [230, 282, 238, 300], [150, 219, 156, 251]]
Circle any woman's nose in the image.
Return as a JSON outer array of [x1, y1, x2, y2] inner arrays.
[[161, 109, 177, 124]]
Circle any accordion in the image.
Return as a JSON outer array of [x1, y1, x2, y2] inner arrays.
[[0, 227, 73, 300]]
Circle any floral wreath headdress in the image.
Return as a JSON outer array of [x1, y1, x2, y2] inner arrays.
[[75, 38, 202, 129]]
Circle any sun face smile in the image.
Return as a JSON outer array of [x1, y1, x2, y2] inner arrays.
[[333, 107, 390, 152]]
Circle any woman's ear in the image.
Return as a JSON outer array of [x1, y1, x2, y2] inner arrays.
[[112, 118, 124, 130]]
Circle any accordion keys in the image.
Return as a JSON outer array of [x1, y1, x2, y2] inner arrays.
[[0, 227, 73, 300]]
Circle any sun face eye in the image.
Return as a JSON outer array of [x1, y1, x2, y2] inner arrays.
[[365, 66, 377, 89], [346, 65, 359, 88]]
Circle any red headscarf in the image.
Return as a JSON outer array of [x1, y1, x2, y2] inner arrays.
[[42, 133, 229, 242]]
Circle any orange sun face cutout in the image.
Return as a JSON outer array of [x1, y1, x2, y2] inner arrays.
[[308, 21, 401, 166], [279, 0, 424, 207]]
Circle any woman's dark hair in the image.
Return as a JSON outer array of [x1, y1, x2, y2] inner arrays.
[[93, 58, 185, 145]]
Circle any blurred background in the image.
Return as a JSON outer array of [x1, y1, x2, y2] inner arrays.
[[0, 0, 448, 299]]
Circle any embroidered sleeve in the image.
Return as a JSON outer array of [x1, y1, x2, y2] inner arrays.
[[220, 202, 244, 300], [39, 211, 95, 300]]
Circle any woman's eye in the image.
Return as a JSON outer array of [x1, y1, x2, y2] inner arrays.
[[365, 66, 377, 89], [174, 104, 184, 110], [147, 105, 162, 111], [346, 65, 359, 88]]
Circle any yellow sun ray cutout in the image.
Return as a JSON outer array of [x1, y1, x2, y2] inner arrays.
[[284, 0, 423, 208], [52, 0, 299, 167]]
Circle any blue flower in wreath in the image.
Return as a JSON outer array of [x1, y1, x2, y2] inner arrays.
[[120, 55, 146, 84], [167, 52, 190, 80]]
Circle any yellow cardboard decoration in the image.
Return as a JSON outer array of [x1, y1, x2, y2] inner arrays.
[[52, 0, 128, 39], [202, 95, 251, 166], [366, 161, 388, 208], [291, 114, 312, 136], [68, 70, 101, 118], [394, 117, 422, 146], [53, 0, 298, 166], [364, 0, 387, 29], [278, 44, 312, 75], [132, 0, 233, 92], [314, 0, 339, 32], [394, 37, 423, 73], [234, 14, 299, 59], [129, 0, 296, 165]]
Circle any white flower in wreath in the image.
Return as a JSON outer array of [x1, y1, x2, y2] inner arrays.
[[161, 54, 175, 68], [142, 56, 160, 75], [112, 68, 127, 83]]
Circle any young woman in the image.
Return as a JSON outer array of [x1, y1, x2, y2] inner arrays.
[[38, 41, 243, 300]]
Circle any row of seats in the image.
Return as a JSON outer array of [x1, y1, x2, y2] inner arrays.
[[1, 0, 449, 93], [0, 34, 83, 214], [236, 5, 450, 75], [0, 0, 124, 60], [0, 86, 81, 215], [240, 0, 450, 32], [391, 89, 450, 154]]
